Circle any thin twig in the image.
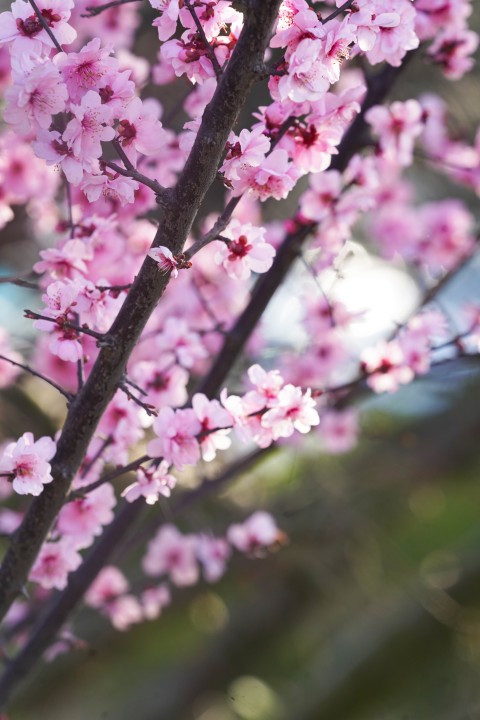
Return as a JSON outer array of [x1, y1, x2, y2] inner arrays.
[[183, 0, 223, 79], [24, 310, 105, 342], [320, 0, 355, 24], [119, 382, 158, 416], [0, 354, 73, 401], [27, 0, 63, 52], [103, 160, 167, 198], [70, 454, 150, 499]]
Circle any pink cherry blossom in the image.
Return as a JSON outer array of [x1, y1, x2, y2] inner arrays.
[[34, 239, 92, 280], [214, 220, 275, 280], [4, 55, 68, 135], [131, 358, 189, 408], [353, 0, 419, 67], [116, 96, 167, 164], [147, 407, 201, 470], [30, 539, 82, 590], [143, 524, 200, 587], [148, 246, 180, 278], [121, 461, 176, 504], [243, 363, 284, 412], [55, 37, 118, 103], [271, 7, 324, 52], [0, 432, 56, 496], [227, 512, 281, 553], [0, 0, 76, 54], [318, 408, 359, 454], [63, 90, 115, 162], [141, 584, 171, 620], [196, 535, 231, 583], [366, 100, 424, 167], [155, 317, 207, 368], [149, 0, 181, 41], [262, 385, 320, 439], [85, 565, 143, 630], [160, 29, 229, 85], [33, 129, 89, 185], [221, 126, 271, 183], [427, 26, 479, 80], [278, 38, 330, 104], [233, 148, 299, 201], [191, 393, 232, 462], [361, 339, 414, 393], [57, 483, 116, 548]]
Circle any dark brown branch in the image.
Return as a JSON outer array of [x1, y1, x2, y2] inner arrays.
[[0, 0, 283, 631]]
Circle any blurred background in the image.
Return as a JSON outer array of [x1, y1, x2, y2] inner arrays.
[[3, 2, 480, 719]]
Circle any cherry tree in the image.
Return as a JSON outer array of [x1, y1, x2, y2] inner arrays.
[[0, 0, 478, 710]]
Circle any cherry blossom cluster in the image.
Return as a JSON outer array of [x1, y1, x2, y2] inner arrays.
[[0, 0, 479, 676], [27, 511, 282, 632]]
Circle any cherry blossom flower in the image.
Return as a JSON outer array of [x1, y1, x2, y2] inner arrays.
[[278, 38, 330, 104], [85, 565, 143, 630], [0, 0, 76, 54], [271, 7, 324, 53], [141, 584, 171, 620], [318, 408, 359, 454], [4, 55, 68, 135], [366, 100, 424, 167], [0, 432, 56, 496], [196, 535, 231, 583], [214, 220, 275, 280], [33, 129, 89, 185], [155, 317, 207, 368], [147, 407, 201, 470], [34, 239, 92, 280], [160, 29, 229, 85], [30, 540, 82, 590], [361, 340, 414, 393], [55, 37, 118, 103], [262, 385, 320, 439], [57, 483, 116, 549], [148, 246, 180, 278], [227, 512, 281, 553], [131, 357, 189, 408], [221, 127, 271, 183], [192, 393, 232, 462], [121, 462, 177, 504], [143, 524, 200, 587], [63, 90, 115, 162], [116, 96, 167, 164], [149, 0, 181, 41], [353, 0, 419, 67], [233, 148, 299, 201], [428, 26, 479, 80]]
